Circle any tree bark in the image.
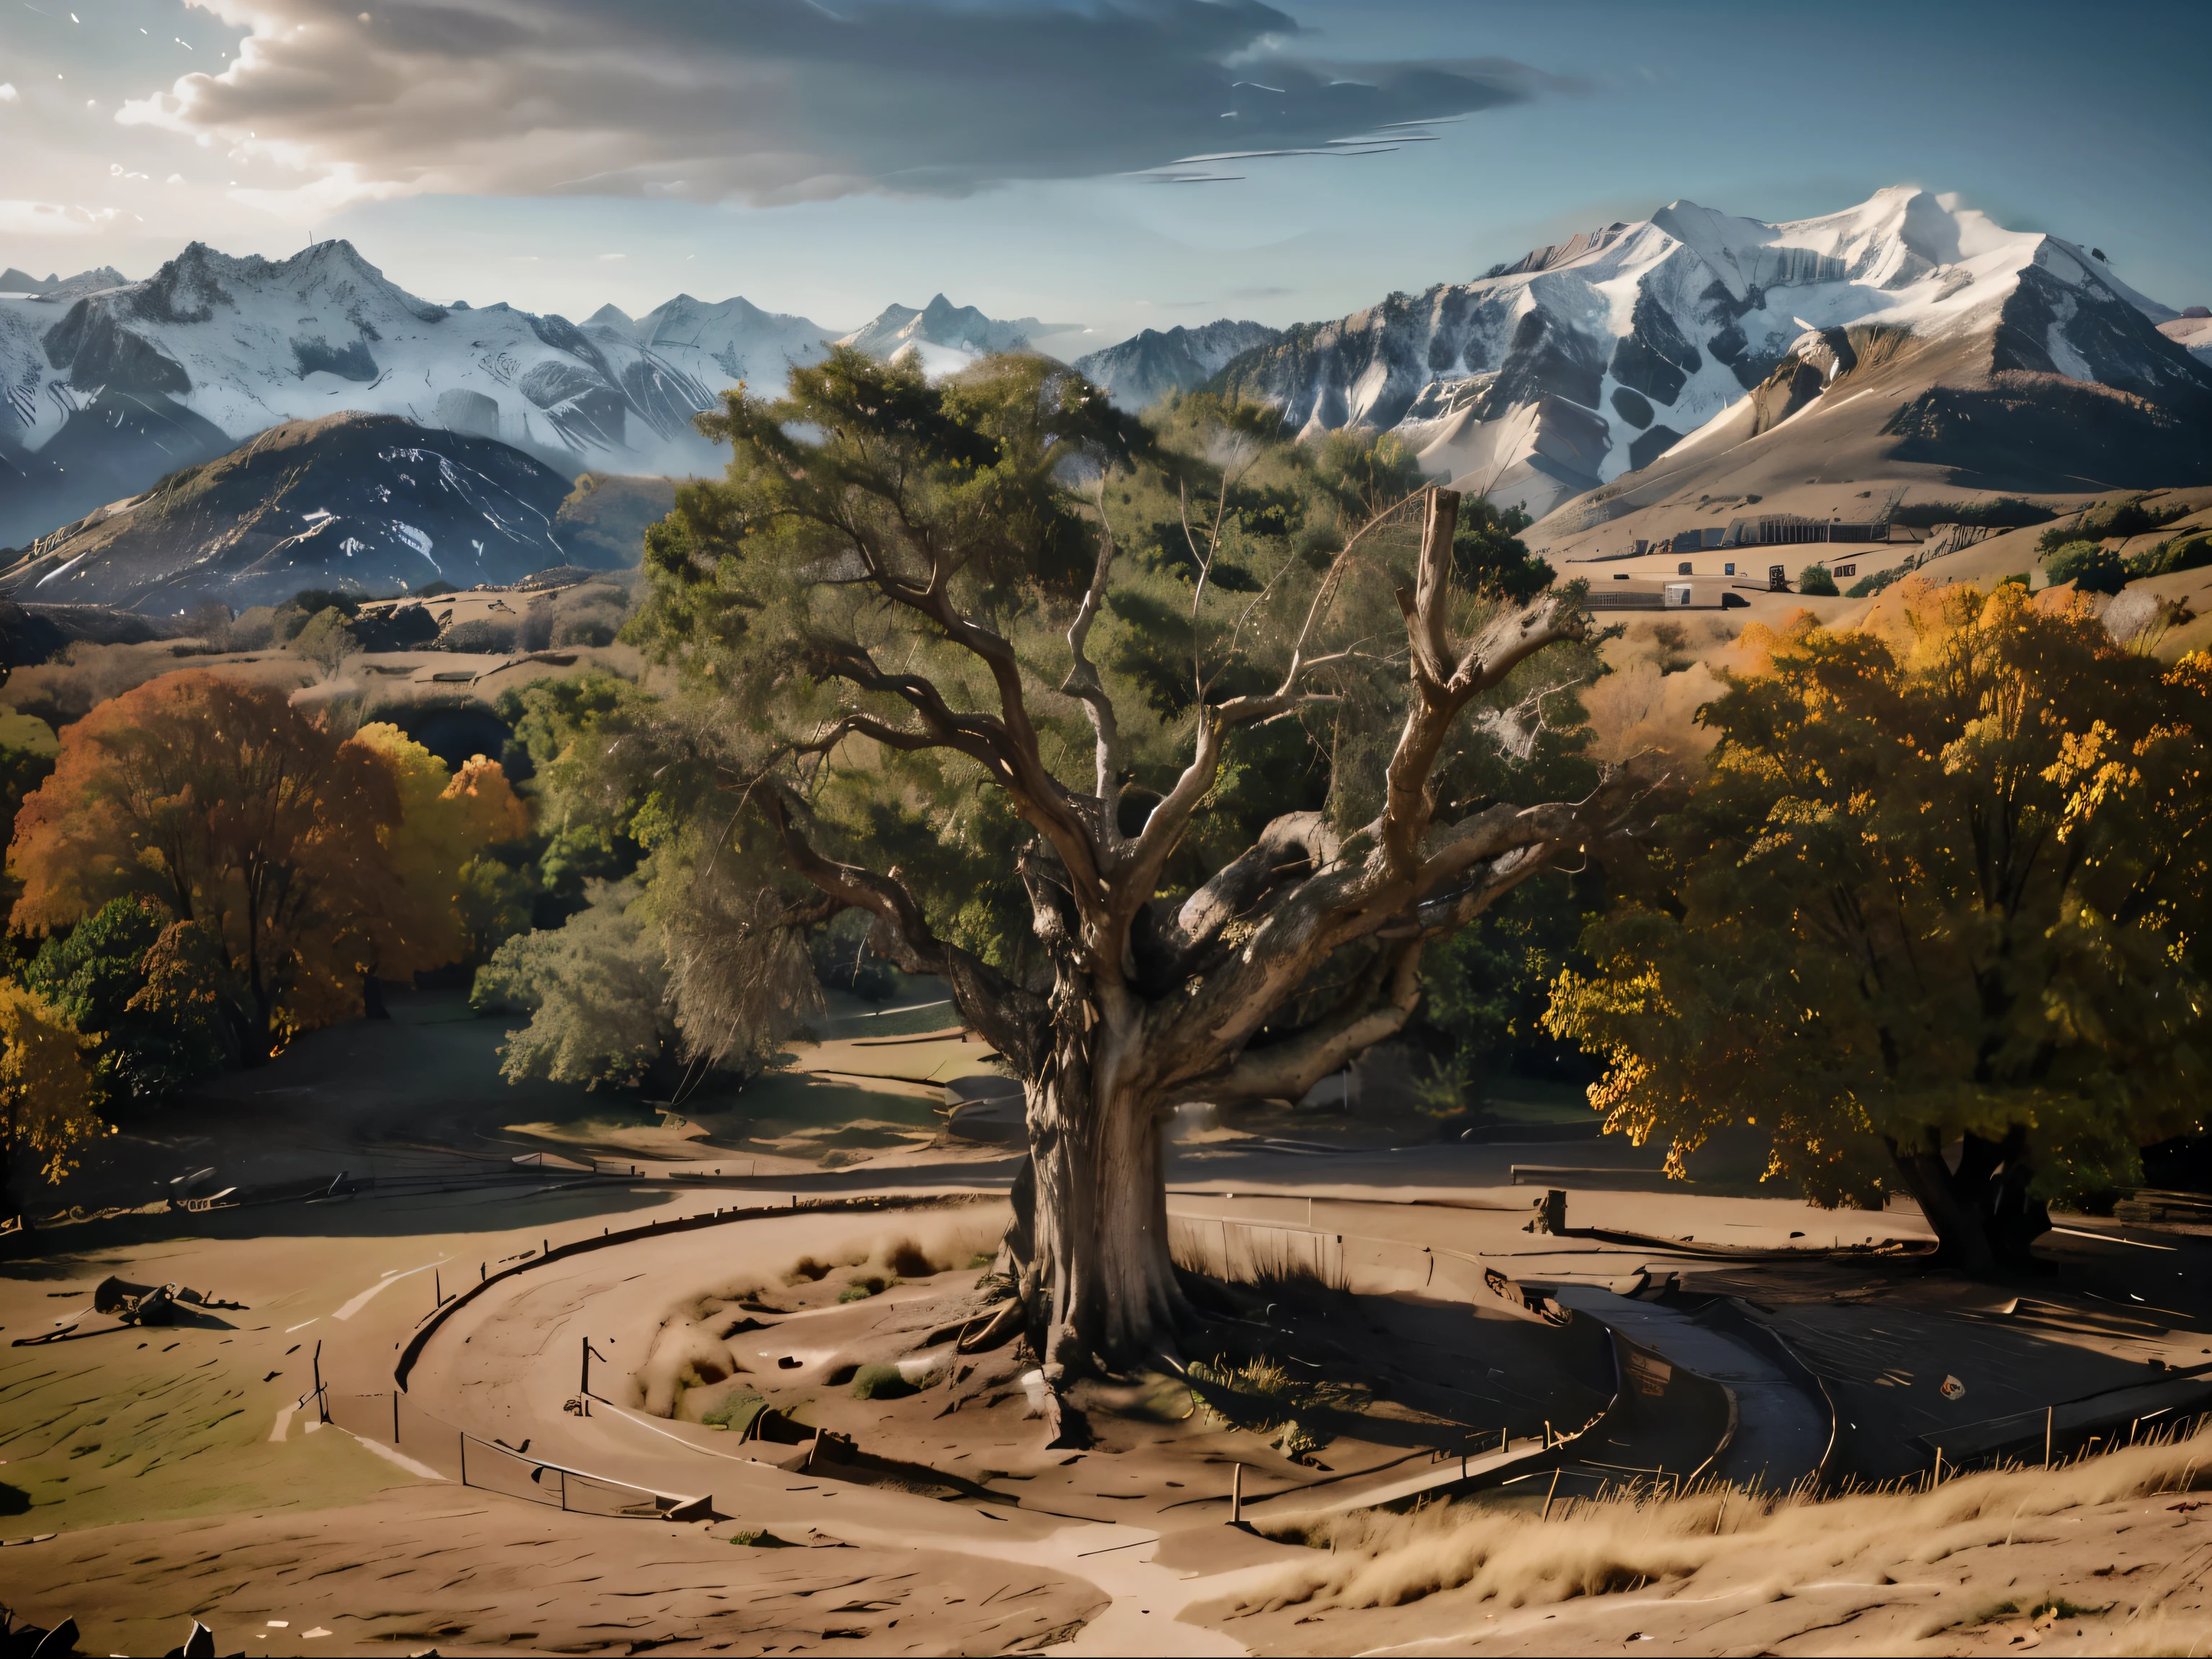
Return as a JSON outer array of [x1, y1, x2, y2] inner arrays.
[[1012, 1007, 1184, 1375], [1887, 1128, 2051, 1274]]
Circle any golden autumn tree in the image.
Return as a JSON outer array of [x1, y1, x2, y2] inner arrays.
[[0, 984, 104, 1229], [1546, 580, 2212, 1270], [337, 724, 530, 1014], [9, 673, 525, 1056]]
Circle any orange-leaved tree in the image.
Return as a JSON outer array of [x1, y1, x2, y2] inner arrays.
[[10, 673, 524, 1056]]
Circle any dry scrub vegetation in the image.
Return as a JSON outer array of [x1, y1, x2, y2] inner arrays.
[[1241, 1427, 2212, 1647], [637, 1211, 1007, 1418], [1583, 616, 1734, 765]]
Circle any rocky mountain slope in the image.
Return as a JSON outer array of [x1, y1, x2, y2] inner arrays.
[[0, 243, 1073, 550], [0, 266, 130, 300], [0, 411, 611, 611], [1205, 186, 2212, 524], [1074, 320, 1282, 410], [0, 240, 835, 547]]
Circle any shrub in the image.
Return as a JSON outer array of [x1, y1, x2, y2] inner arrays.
[[552, 613, 618, 649], [439, 616, 518, 654], [2037, 498, 2193, 554], [849, 1362, 917, 1399], [1844, 563, 1911, 600], [1797, 564, 1840, 596], [2045, 540, 2128, 594], [2126, 531, 2212, 580], [1893, 498, 2054, 531]]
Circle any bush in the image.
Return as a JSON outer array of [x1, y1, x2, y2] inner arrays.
[[552, 613, 618, 648], [290, 606, 360, 673], [2037, 498, 2193, 554], [2045, 540, 2129, 594], [1843, 563, 1913, 600], [2126, 531, 2212, 580], [1797, 565, 1840, 596], [439, 616, 518, 654], [1892, 498, 2055, 531], [849, 1362, 917, 1399], [288, 587, 362, 618]]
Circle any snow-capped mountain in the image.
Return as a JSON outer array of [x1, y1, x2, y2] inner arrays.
[[0, 265, 130, 300], [585, 293, 833, 400], [2164, 309, 2212, 370], [0, 411, 589, 611], [836, 294, 1057, 377], [0, 240, 836, 547], [1074, 320, 1283, 411], [1209, 186, 2212, 521]]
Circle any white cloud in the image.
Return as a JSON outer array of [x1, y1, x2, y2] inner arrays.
[[0, 201, 121, 236], [0, 84, 18, 104], [112, 0, 1557, 212]]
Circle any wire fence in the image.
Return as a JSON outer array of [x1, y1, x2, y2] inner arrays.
[[324, 1388, 708, 1521]]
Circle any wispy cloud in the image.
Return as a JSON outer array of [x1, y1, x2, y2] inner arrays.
[[116, 1, 1558, 214]]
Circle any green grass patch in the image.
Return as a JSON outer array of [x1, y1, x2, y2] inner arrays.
[[699, 1393, 765, 1435], [850, 1363, 921, 1400], [729, 1528, 794, 1547]]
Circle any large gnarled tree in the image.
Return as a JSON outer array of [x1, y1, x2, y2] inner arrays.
[[636, 351, 1640, 1388]]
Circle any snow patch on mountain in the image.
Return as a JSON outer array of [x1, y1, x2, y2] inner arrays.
[[0, 239, 843, 544], [836, 294, 1071, 374], [0, 264, 130, 301], [1210, 185, 2208, 521], [1074, 320, 1283, 410]]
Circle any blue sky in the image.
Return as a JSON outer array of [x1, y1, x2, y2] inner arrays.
[[3, 0, 2206, 343]]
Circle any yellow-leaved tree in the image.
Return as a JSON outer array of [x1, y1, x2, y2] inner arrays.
[[1545, 580, 2212, 1271], [0, 983, 103, 1230], [341, 725, 531, 1013]]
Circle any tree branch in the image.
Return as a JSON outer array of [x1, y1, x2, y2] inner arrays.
[[1176, 940, 1426, 1107], [1060, 489, 1125, 820], [756, 786, 1050, 1072]]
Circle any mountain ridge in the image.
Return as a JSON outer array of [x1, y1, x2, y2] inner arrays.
[[1202, 186, 2211, 525]]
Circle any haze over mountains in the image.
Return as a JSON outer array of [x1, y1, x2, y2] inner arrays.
[[2, 184, 2208, 611]]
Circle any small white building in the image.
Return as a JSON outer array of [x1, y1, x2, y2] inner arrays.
[[1664, 583, 1694, 608]]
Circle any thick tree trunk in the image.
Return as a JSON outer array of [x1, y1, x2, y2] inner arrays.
[[1011, 1020, 1184, 1378], [1887, 1128, 2052, 1274]]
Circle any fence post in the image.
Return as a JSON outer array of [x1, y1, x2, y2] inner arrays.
[[1231, 1462, 1242, 1526], [393, 1390, 400, 1444], [312, 1341, 326, 1422], [459, 1431, 467, 1487]]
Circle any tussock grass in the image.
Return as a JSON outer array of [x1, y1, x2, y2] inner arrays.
[[1241, 1424, 2212, 1632], [1186, 1354, 1371, 1459]]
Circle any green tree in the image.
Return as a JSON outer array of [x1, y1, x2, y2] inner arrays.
[[22, 896, 234, 1108], [626, 347, 1635, 1388], [1545, 580, 2212, 1269], [1797, 563, 1840, 597], [1452, 500, 1555, 606]]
